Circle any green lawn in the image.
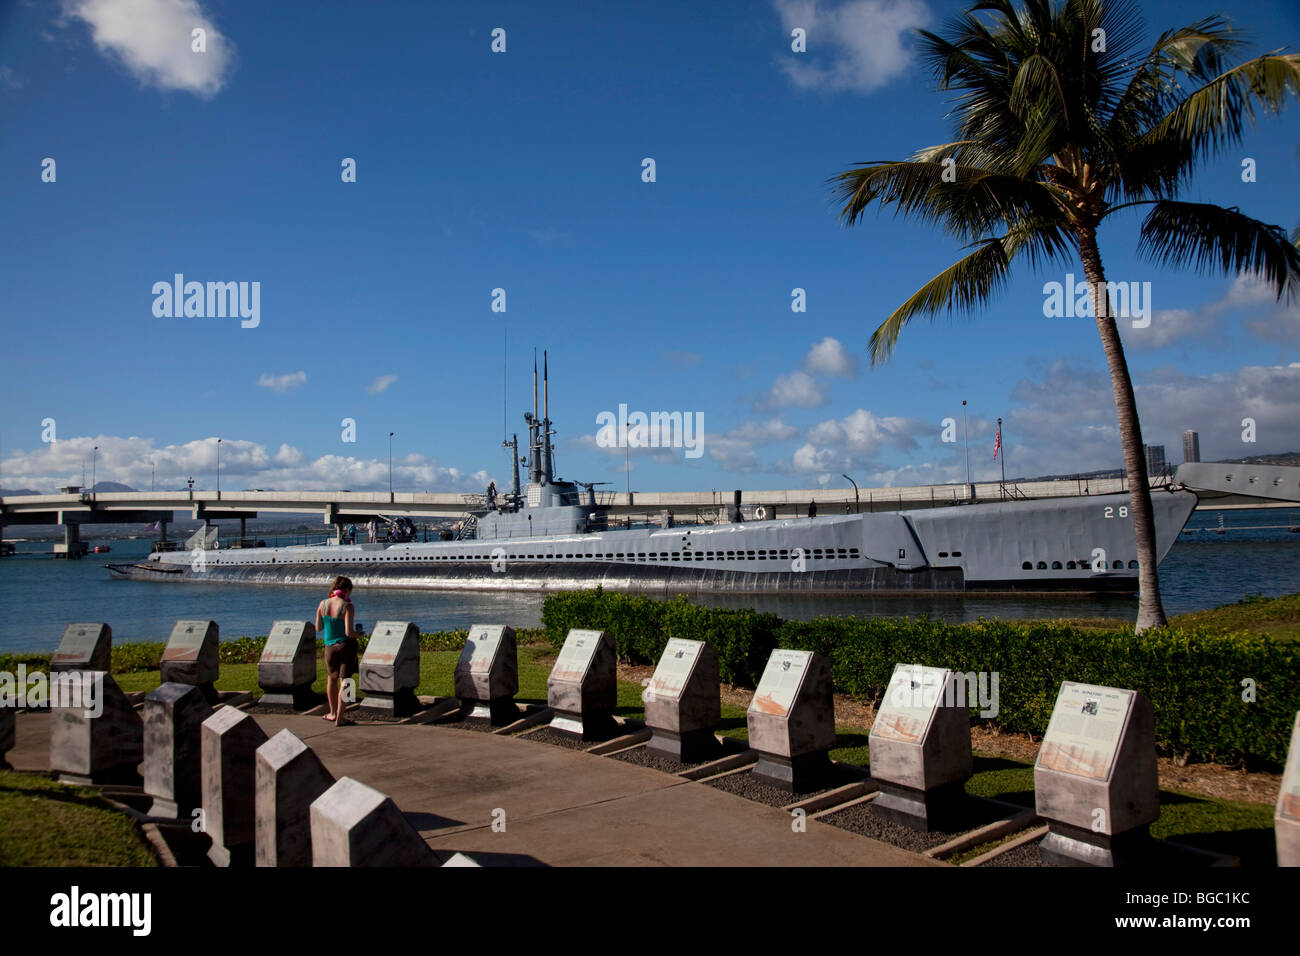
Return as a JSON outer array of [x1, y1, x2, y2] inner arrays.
[[0, 770, 157, 866], [1165, 593, 1300, 641]]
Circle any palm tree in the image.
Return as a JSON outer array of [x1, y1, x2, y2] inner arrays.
[[830, 0, 1300, 632]]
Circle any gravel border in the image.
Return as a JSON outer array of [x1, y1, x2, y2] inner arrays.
[[979, 838, 1045, 866], [703, 764, 860, 807], [342, 706, 421, 725], [819, 799, 1010, 853], [610, 746, 723, 773], [516, 727, 597, 751], [431, 716, 501, 733], [239, 701, 321, 716]]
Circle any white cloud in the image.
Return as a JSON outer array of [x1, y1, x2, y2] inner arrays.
[[766, 369, 826, 408], [0, 433, 495, 494], [1001, 359, 1300, 477], [706, 418, 799, 470], [1121, 272, 1300, 349], [661, 350, 703, 367], [64, 0, 235, 98], [774, 0, 931, 93], [0, 66, 28, 91], [806, 408, 922, 454], [366, 374, 397, 395], [257, 371, 306, 393], [803, 336, 858, 377], [530, 226, 569, 243], [792, 442, 838, 472]]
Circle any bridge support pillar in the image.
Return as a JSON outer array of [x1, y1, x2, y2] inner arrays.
[[53, 522, 88, 559]]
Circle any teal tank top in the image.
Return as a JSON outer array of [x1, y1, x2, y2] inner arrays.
[[321, 605, 349, 645]]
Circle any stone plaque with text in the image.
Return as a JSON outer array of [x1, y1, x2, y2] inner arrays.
[[258, 621, 318, 708], [1034, 681, 1159, 865], [547, 629, 616, 739], [1037, 683, 1133, 781], [453, 624, 518, 723], [868, 663, 973, 830], [51, 623, 112, 673], [747, 649, 834, 792], [645, 638, 720, 762], [358, 621, 420, 715], [160, 620, 219, 694]]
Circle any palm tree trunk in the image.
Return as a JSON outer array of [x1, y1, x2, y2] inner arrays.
[[1075, 227, 1168, 633]]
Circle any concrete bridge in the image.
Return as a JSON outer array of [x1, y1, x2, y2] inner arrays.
[[2, 464, 1296, 557]]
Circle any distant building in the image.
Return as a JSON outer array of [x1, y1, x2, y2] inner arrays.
[[1182, 430, 1200, 463], [1143, 444, 1167, 476]]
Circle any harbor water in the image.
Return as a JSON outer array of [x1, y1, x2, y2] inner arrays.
[[0, 506, 1296, 654]]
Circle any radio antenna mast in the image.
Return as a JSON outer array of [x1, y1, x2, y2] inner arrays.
[[502, 324, 507, 442]]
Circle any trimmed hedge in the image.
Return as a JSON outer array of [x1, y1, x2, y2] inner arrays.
[[0, 628, 546, 678], [541, 589, 1299, 766]]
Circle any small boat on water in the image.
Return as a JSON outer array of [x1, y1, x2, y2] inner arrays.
[[92, 545, 111, 553]]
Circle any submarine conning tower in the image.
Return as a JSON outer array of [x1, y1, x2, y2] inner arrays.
[[475, 350, 609, 541]]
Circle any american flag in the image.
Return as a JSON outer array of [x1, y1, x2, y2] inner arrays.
[[992, 424, 1001, 460]]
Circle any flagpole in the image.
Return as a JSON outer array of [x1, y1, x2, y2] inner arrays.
[[997, 418, 1005, 499], [961, 400, 971, 499]]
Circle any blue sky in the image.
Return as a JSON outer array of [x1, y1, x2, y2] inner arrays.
[[2, 0, 1298, 496]]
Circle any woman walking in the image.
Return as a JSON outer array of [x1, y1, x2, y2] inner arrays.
[[316, 575, 361, 726]]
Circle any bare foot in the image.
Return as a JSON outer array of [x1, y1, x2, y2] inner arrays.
[[322, 712, 336, 721]]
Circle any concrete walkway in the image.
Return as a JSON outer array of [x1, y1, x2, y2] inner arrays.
[[7, 709, 936, 867]]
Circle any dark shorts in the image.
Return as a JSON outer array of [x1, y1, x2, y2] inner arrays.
[[324, 639, 358, 678]]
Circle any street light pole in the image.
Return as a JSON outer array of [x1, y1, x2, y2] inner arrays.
[[389, 432, 394, 502], [842, 474, 859, 514], [962, 400, 971, 486], [216, 438, 222, 497], [91, 445, 98, 502]]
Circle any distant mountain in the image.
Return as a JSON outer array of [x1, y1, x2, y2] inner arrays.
[[0, 487, 44, 496], [1214, 452, 1300, 468], [90, 481, 136, 492]]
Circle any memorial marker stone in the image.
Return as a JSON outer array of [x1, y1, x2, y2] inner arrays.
[[49, 671, 143, 785], [256, 729, 336, 868], [144, 681, 214, 819], [51, 623, 112, 673], [645, 638, 721, 762], [358, 621, 421, 716], [310, 776, 435, 867], [868, 663, 974, 830], [202, 707, 269, 866], [747, 649, 835, 793], [1034, 681, 1158, 866], [454, 624, 519, 724], [160, 620, 220, 702], [0, 705, 13, 768], [547, 628, 617, 740], [1275, 711, 1300, 867], [258, 620, 318, 709]]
